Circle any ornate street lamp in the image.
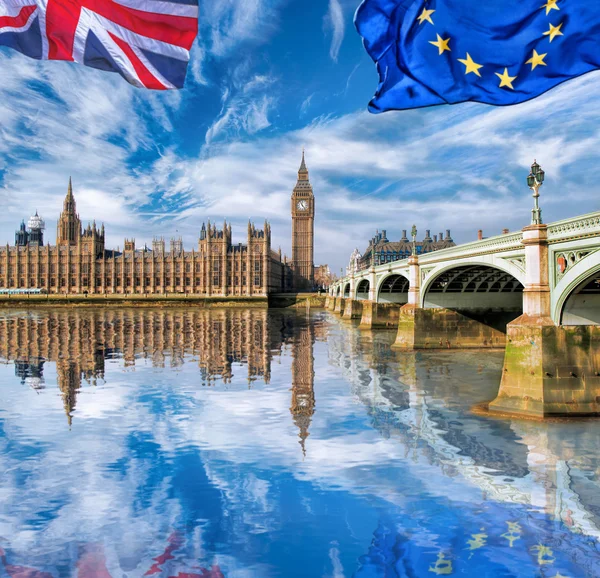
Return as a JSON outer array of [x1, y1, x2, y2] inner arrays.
[[411, 225, 417, 256], [527, 159, 545, 225]]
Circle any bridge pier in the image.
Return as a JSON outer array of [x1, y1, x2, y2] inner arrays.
[[342, 298, 363, 320], [490, 322, 600, 416], [334, 297, 346, 315], [359, 301, 402, 329], [490, 225, 600, 416], [393, 306, 508, 349], [368, 266, 377, 301], [328, 296, 337, 311]]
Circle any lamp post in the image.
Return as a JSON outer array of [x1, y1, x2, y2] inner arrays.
[[527, 160, 545, 225], [411, 225, 417, 256]]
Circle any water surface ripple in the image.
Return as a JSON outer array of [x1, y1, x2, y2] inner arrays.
[[0, 308, 599, 577]]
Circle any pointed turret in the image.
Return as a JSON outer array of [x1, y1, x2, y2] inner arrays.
[[299, 149, 307, 171], [298, 149, 309, 181], [57, 176, 81, 246]]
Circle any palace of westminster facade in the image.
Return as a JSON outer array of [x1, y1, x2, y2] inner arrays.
[[0, 154, 317, 295]]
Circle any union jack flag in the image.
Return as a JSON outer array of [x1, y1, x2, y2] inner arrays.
[[0, 0, 198, 89]]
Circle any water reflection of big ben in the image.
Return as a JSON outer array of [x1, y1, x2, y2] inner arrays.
[[290, 321, 316, 457]]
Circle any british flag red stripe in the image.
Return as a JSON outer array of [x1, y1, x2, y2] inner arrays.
[[0, 5, 35, 30], [0, 0, 199, 89], [0, 2, 37, 33]]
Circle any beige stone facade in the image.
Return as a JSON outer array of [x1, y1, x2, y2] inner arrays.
[[314, 264, 335, 289], [0, 179, 290, 296]]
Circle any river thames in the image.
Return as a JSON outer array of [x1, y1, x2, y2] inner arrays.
[[0, 308, 599, 577]]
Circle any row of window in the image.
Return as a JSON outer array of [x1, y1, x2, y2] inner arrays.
[[0, 275, 264, 288], [0, 261, 262, 274]]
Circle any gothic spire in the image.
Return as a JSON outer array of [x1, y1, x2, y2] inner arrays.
[[57, 176, 81, 245], [297, 149, 310, 185], [299, 149, 307, 172], [63, 176, 77, 213]]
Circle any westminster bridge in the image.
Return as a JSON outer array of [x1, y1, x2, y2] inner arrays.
[[328, 209, 600, 418]]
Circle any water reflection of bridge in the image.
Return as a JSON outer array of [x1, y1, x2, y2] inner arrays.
[[0, 310, 321, 445], [325, 316, 600, 560]]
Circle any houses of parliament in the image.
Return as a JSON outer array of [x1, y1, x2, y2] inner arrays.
[[0, 154, 317, 295]]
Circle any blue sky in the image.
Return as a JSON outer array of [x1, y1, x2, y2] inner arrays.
[[0, 0, 599, 272]]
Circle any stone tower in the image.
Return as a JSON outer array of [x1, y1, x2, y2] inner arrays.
[[291, 151, 315, 291], [56, 177, 81, 246]]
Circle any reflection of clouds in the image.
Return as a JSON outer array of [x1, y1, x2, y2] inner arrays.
[[326, 541, 345, 578], [1, 309, 600, 575], [0, 370, 182, 570]]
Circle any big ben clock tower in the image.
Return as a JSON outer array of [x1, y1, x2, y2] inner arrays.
[[291, 151, 315, 290]]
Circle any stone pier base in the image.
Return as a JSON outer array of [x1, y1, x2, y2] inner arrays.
[[334, 297, 346, 315], [489, 317, 600, 417], [393, 304, 419, 349], [359, 302, 402, 329], [327, 296, 337, 311], [393, 306, 510, 349], [342, 299, 363, 320], [325, 296, 331, 310]]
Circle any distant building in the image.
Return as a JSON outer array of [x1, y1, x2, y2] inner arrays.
[[0, 178, 291, 295], [314, 264, 334, 289], [14, 221, 28, 247], [14, 211, 45, 247], [346, 248, 362, 275], [27, 212, 45, 246], [358, 228, 455, 269]]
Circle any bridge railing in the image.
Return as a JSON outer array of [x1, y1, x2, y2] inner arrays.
[[547, 210, 600, 242], [418, 231, 524, 264]]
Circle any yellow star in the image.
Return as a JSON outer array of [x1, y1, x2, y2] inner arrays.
[[458, 53, 483, 77], [526, 49, 547, 70], [417, 7, 435, 25], [541, 0, 560, 16], [429, 34, 451, 55], [543, 22, 564, 42], [495, 68, 517, 89]]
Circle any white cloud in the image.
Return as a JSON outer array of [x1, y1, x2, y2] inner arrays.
[[301, 93, 314, 115], [199, 0, 287, 58], [206, 95, 274, 145], [326, 0, 345, 62]]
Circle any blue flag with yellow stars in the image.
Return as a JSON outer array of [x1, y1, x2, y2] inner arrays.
[[354, 0, 599, 112]]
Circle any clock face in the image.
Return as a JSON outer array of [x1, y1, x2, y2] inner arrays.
[[297, 200, 309, 211]]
